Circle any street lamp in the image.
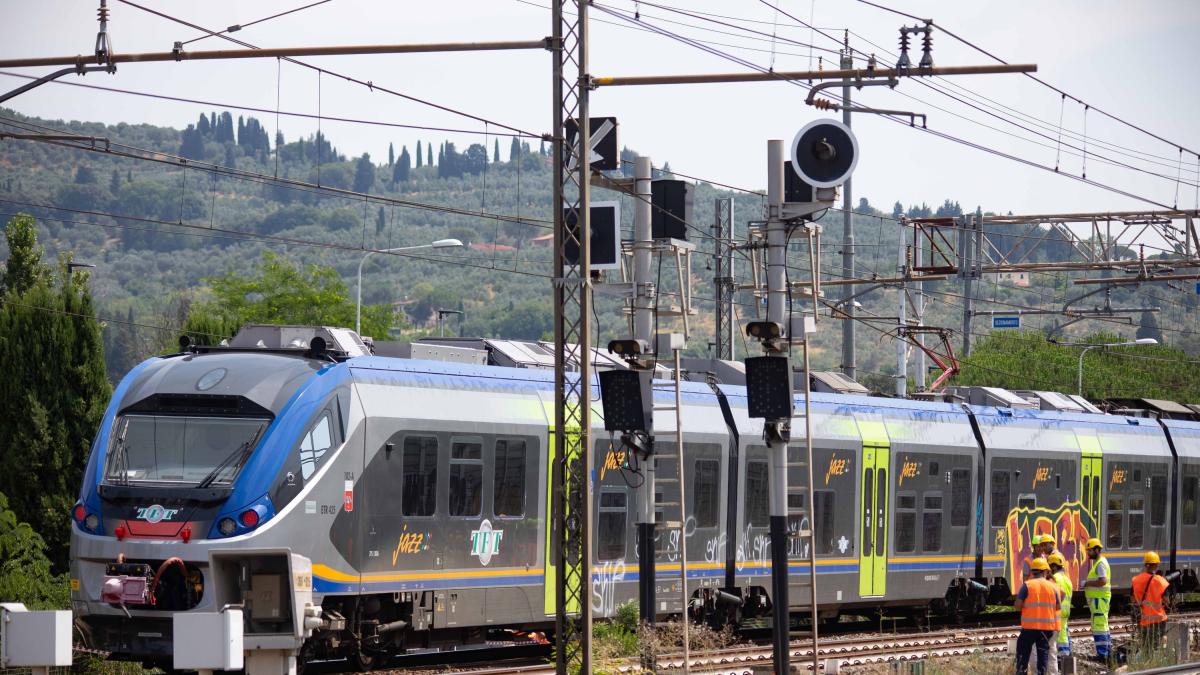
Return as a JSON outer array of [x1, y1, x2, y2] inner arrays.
[[1061, 338, 1158, 396], [355, 239, 463, 334]]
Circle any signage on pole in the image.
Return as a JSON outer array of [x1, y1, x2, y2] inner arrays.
[[565, 117, 619, 171], [563, 201, 620, 270], [992, 315, 1021, 329]]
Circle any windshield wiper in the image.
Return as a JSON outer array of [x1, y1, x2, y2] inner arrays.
[[108, 419, 130, 486], [196, 427, 264, 489]]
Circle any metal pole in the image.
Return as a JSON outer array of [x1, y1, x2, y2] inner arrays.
[[896, 225, 907, 397], [915, 229, 926, 390], [633, 156, 657, 627], [355, 251, 374, 335], [0, 40, 549, 68], [840, 50, 856, 381], [803, 225, 821, 675], [714, 197, 735, 362], [1077, 346, 1096, 396], [592, 63, 1038, 87], [960, 214, 975, 358], [552, 0, 592, 671], [765, 139, 791, 675], [674, 347, 690, 674]]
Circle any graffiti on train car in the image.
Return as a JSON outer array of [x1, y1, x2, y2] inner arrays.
[[1001, 500, 1097, 586]]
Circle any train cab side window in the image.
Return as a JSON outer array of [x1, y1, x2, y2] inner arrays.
[[402, 436, 438, 517], [1106, 496, 1123, 549], [923, 494, 943, 552], [1183, 476, 1199, 527], [990, 471, 1010, 527], [299, 412, 333, 480], [1149, 475, 1166, 528], [598, 489, 627, 561], [694, 459, 719, 528], [950, 468, 970, 527], [746, 461, 769, 527], [1017, 494, 1036, 510], [493, 439, 527, 517], [896, 493, 917, 553], [1128, 496, 1145, 549], [448, 440, 483, 517]]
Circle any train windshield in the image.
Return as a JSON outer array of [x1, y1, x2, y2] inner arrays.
[[104, 415, 269, 486]]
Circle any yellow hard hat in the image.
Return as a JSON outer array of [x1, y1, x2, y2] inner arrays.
[[1144, 551, 1161, 565], [1047, 553, 1066, 568], [1039, 534, 1056, 546], [1029, 558, 1050, 572], [1086, 538, 1103, 551], [1030, 534, 1044, 545]]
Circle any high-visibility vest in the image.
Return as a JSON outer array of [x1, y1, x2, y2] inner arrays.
[[1021, 578, 1061, 631], [1132, 572, 1169, 627], [1053, 570, 1074, 620], [1085, 555, 1111, 600]]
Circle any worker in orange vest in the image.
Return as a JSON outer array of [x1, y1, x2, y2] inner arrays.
[[1015, 558, 1064, 675], [1131, 551, 1170, 647]]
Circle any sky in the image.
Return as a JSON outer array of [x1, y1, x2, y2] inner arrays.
[[1, 0, 1198, 219]]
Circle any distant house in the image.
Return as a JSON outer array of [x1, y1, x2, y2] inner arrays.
[[469, 242, 517, 253], [530, 232, 553, 247], [989, 271, 1030, 287]]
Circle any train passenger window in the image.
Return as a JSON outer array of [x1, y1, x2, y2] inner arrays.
[[1128, 496, 1145, 549], [814, 490, 835, 555], [1106, 496, 1123, 549], [402, 436, 438, 517], [923, 494, 943, 552], [950, 469, 971, 527], [896, 493, 916, 553], [598, 489, 627, 561], [990, 471, 1009, 527], [1149, 475, 1166, 527], [449, 440, 483, 517], [746, 461, 769, 527], [1184, 476, 1199, 526], [694, 459, 719, 528], [930, 461, 939, 477], [299, 413, 333, 480], [493, 439, 526, 517]]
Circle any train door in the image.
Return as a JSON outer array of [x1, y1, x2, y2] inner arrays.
[[541, 405, 581, 617], [858, 443, 890, 598], [1078, 433, 1102, 527]]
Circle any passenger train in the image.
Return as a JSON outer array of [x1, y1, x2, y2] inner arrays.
[[69, 325, 1200, 665]]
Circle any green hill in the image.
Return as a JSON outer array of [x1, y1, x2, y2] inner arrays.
[[1, 107, 1196, 388]]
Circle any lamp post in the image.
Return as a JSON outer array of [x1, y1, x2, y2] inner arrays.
[[436, 309, 464, 337], [355, 239, 463, 334], [1062, 338, 1158, 396]]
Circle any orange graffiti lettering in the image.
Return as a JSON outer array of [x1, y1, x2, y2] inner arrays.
[[899, 461, 919, 486], [1003, 501, 1097, 590]]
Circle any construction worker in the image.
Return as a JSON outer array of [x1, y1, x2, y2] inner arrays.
[[1131, 551, 1170, 647], [1024, 534, 1049, 580], [1038, 533, 1061, 560], [1082, 538, 1111, 660], [1015, 558, 1063, 675], [1048, 553, 1074, 659]]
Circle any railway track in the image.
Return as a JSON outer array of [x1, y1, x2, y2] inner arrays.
[[388, 613, 1200, 675]]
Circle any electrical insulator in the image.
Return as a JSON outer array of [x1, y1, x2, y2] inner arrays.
[[920, 26, 934, 69], [896, 29, 912, 70]]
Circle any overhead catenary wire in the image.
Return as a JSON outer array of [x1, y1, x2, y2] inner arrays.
[[178, 0, 335, 47], [113, 0, 540, 138]]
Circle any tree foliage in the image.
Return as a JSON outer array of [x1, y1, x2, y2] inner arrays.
[[956, 330, 1200, 401], [0, 491, 68, 609], [0, 214, 110, 569], [181, 251, 403, 344]]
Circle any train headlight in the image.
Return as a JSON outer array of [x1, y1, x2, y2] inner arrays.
[[84, 514, 99, 531], [218, 517, 237, 536]]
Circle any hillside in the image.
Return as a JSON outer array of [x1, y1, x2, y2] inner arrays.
[[1, 107, 1196, 387]]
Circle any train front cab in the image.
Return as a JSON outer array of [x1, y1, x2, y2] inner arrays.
[[974, 407, 1172, 606]]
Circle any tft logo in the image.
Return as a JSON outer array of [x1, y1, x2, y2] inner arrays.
[[135, 504, 180, 523]]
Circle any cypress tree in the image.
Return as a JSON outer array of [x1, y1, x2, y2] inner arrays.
[[510, 137, 521, 162], [0, 214, 110, 569], [376, 206, 386, 236], [388, 143, 395, 167], [427, 143, 433, 167], [494, 139, 500, 163], [394, 146, 411, 182], [416, 140, 423, 168]]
